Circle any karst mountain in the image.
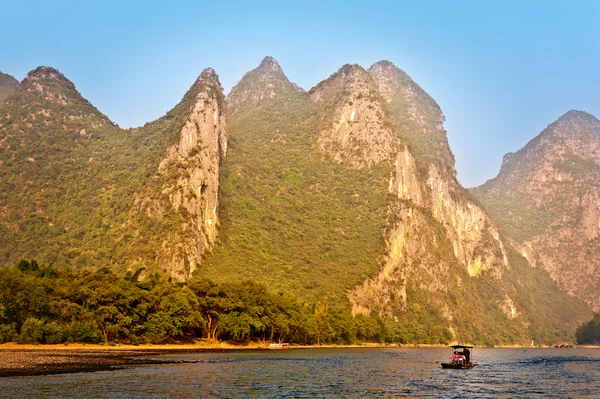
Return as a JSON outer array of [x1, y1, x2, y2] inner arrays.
[[0, 58, 594, 345], [472, 110, 600, 311]]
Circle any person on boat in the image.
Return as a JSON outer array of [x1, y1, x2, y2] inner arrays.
[[460, 353, 466, 365], [453, 351, 461, 364]]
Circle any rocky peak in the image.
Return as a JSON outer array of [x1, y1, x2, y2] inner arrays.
[[368, 61, 411, 102], [557, 109, 598, 123], [136, 67, 228, 280], [367, 61, 439, 111], [15, 66, 92, 110], [26, 66, 64, 80], [308, 64, 398, 168], [198, 67, 220, 86], [1, 66, 113, 129], [368, 60, 455, 177], [545, 110, 600, 139], [227, 56, 303, 114], [22, 66, 76, 92], [258, 56, 283, 72], [309, 64, 374, 102]]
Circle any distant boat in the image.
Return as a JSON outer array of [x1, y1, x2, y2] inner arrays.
[[268, 343, 290, 349], [441, 345, 478, 369]]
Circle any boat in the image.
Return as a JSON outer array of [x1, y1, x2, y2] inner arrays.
[[268, 343, 290, 349], [441, 345, 478, 369]]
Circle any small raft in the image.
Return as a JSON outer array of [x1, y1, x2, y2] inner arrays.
[[441, 344, 478, 369]]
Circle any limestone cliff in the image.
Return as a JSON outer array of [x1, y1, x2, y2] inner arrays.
[[310, 61, 509, 320], [134, 68, 227, 280], [368, 61, 455, 176], [472, 110, 600, 310], [309, 64, 398, 168]]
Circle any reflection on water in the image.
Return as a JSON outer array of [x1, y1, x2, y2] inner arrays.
[[2, 348, 600, 398]]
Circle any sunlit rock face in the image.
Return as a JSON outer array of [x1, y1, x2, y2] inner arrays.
[[136, 68, 228, 280], [337, 61, 508, 320], [309, 64, 398, 168], [473, 110, 600, 310]]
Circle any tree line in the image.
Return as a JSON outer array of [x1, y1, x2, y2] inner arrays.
[[0, 260, 452, 345], [576, 313, 600, 344]]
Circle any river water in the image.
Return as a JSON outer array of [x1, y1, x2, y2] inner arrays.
[[2, 347, 600, 398]]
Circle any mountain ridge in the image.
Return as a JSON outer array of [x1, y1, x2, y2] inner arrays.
[[472, 109, 600, 310], [0, 59, 593, 345]]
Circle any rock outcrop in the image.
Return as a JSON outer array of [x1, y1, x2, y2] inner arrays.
[[308, 61, 509, 319], [134, 68, 228, 280], [309, 64, 397, 168], [472, 110, 600, 310]]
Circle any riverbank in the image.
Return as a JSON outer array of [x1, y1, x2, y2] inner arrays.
[[0, 347, 175, 377], [0, 341, 438, 377], [2, 342, 595, 377]]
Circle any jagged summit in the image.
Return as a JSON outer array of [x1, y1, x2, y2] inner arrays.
[[558, 109, 598, 120], [26, 66, 64, 79], [22, 66, 77, 93], [198, 67, 222, 86], [186, 67, 223, 95], [156, 66, 226, 133], [10, 65, 98, 112], [368, 59, 455, 176], [308, 63, 398, 168], [257, 56, 282, 72], [551, 109, 600, 131], [513, 110, 599, 165], [0, 65, 114, 129], [481, 110, 600, 188], [227, 56, 303, 113], [309, 64, 372, 100]]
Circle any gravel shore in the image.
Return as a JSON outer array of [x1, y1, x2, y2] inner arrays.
[[0, 348, 173, 377]]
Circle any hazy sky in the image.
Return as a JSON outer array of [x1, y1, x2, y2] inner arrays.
[[1, 0, 599, 187]]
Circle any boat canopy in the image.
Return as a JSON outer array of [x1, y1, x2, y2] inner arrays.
[[450, 345, 473, 349]]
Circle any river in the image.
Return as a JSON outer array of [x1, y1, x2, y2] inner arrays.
[[2, 347, 600, 398]]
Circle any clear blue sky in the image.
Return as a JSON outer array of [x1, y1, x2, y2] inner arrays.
[[1, 0, 599, 187]]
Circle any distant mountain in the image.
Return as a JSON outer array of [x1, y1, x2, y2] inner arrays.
[[472, 110, 600, 310], [0, 60, 592, 345], [0, 71, 18, 104]]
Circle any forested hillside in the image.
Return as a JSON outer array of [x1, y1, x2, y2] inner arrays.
[[0, 60, 593, 345]]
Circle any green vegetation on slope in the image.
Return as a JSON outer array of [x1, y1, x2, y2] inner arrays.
[[0, 260, 450, 345], [0, 68, 211, 270], [368, 62, 455, 178], [372, 200, 590, 346], [0, 71, 18, 104], [201, 91, 391, 304], [576, 313, 600, 344]]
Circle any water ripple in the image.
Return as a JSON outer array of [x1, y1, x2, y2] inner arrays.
[[2, 348, 600, 398]]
